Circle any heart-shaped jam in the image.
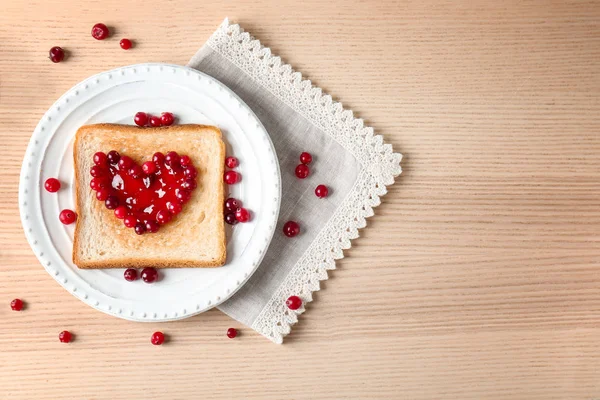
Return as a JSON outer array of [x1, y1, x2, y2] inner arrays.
[[90, 150, 198, 234]]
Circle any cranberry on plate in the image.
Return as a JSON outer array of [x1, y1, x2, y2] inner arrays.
[[44, 178, 61, 193], [59, 209, 77, 225]]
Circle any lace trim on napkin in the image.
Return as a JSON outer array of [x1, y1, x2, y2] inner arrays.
[[207, 18, 402, 344]]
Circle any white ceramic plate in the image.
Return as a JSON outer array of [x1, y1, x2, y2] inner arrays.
[[19, 63, 280, 321]]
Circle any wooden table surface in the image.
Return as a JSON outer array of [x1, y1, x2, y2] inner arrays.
[[1, 1, 599, 399]]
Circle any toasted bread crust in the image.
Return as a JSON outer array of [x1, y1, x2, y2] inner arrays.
[[73, 124, 226, 269]]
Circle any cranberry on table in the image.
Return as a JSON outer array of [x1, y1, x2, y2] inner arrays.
[[299, 152, 312, 165], [160, 112, 175, 126], [44, 178, 61, 193], [141, 267, 158, 283], [96, 188, 110, 201], [226, 328, 238, 339], [119, 38, 132, 50], [224, 213, 237, 225], [58, 330, 72, 343], [315, 184, 329, 198], [59, 209, 77, 225], [123, 268, 138, 282], [283, 221, 300, 237], [134, 112, 148, 127], [107, 150, 120, 164], [156, 210, 171, 225], [142, 161, 156, 175], [224, 197, 240, 212], [10, 299, 24, 311], [225, 156, 238, 169], [151, 331, 165, 345], [93, 151, 108, 165], [235, 207, 250, 223], [114, 205, 127, 219], [49, 46, 65, 63], [286, 295, 303, 310], [91, 23, 109, 40], [123, 215, 137, 228], [134, 223, 146, 235], [224, 171, 240, 185], [149, 115, 162, 127], [295, 164, 309, 179]]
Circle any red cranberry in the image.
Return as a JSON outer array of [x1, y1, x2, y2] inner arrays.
[[10, 299, 24, 311], [49, 46, 65, 63], [226, 328, 238, 339], [295, 164, 309, 179], [90, 165, 105, 177], [153, 152, 165, 165], [145, 220, 159, 233], [286, 295, 302, 310], [183, 166, 197, 179], [179, 155, 191, 167], [283, 221, 300, 237], [123, 215, 137, 228], [181, 179, 197, 190], [151, 331, 165, 345], [225, 156, 238, 168], [118, 155, 133, 170], [124, 268, 138, 281], [225, 213, 237, 225], [300, 152, 312, 165], [114, 205, 127, 219], [149, 115, 162, 127], [105, 195, 119, 210], [93, 152, 107, 165], [107, 150, 120, 164], [176, 189, 191, 204], [44, 178, 61, 193], [142, 161, 156, 175], [224, 198, 240, 212], [134, 112, 148, 127], [59, 209, 77, 225], [119, 38, 132, 50], [235, 207, 250, 223], [128, 165, 143, 179], [156, 210, 172, 225], [141, 267, 158, 283], [96, 188, 110, 201], [91, 23, 109, 40], [165, 151, 179, 167], [168, 202, 182, 215], [59, 330, 73, 343], [315, 184, 329, 198], [90, 178, 102, 190], [224, 171, 240, 184], [160, 112, 175, 126], [134, 223, 146, 235]]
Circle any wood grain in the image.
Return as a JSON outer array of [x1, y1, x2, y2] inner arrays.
[[1, 0, 599, 399]]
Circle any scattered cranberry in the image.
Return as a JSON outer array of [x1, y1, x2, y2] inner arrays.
[[49, 46, 65, 63], [224, 171, 240, 184], [224, 198, 240, 212], [160, 112, 175, 126], [156, 210, 172, 225], [134, 112, 148, 127], [225, 213, 237, 225], [300, 152, 312, 165], [114, 205, 127, 219], [315, 184, 329, 198], [141, 267, 158, 283], [180, 155, 191, 167], [182, 179, 197, 190], [283, 221, 300, 237], [124, 268, 138, 281], [225, 156, 238, 169], [165, 151, 179, 167], [91, 23, 109, 40], [145, 220, 159, 233], [44, 178, 61, 193], [134, 223, 146, 235], [141, 161, 156, 175], [90, 165, 105, 177], [59, 209, 77, 225], [226, 328, 238, 339], [295, 164, 309, 179], [235, 207, 250, 223], [96, 188, 110, 201], [149, 115, 162, 127], [10, 299, 24, 311], [58, 330, 72, 343], [118, 155, 133, 170], [107, 150, 120, 164], [93, 152, 107, 165], [151, 331, 165, 345], [286, 295, 302, 310], [105, 195, 119, 210], [119, 38, 132, 50], [123, 215, 137, 228], [168, 202, 182, 215], [153, 152, 165, 165]]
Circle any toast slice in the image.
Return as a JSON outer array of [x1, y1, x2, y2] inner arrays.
[[73, 123, 226, 268]]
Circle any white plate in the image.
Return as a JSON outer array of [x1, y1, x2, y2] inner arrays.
[[19, 63, 281, 322]]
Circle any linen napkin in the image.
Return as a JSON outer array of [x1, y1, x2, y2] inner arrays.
[[188, 18, 402, 343]]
